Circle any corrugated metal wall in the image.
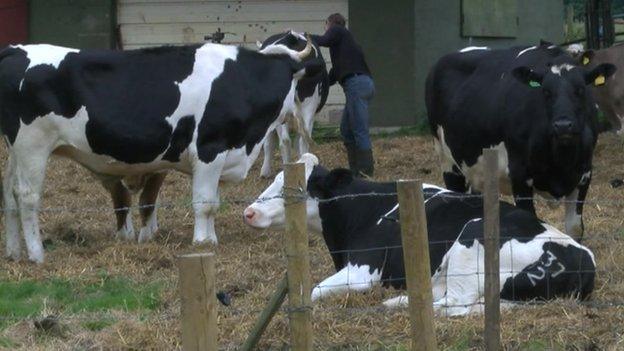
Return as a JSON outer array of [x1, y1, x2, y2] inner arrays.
[[117, 0, 349, 124]]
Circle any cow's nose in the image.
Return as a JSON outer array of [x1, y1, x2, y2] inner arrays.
[[244, 208, 256, 221], [553, 119, 574, 136]]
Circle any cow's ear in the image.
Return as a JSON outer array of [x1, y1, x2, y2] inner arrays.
[[585, 63, 616, 87], [324, 168, 354, 189], [580, 50, 594, 65], [512, 66, 544, 88]]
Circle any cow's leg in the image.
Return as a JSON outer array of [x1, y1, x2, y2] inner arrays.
[[382, 250, 451, 309], [565, 172, 590, 240], [191, 154, 227, 244], [443, 165, 468, 193], [511, 177, 536, 214], [12, 149, 51, 263], [101, 178, 134, 241], [296, 107, 315, 156], [311, 263, 381, 301], [138, 172, 167, 243], [260, 130, 277, 178], [276, 123, 292, 164], [3, 155, 21, 260]]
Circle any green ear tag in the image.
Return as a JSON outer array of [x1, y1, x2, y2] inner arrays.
[[529, 80, 541, 88]]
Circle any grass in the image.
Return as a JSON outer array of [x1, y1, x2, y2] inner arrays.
[[0, 274, 162, 329]]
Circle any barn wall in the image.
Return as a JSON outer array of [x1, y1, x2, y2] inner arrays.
[[29, 0, 116, 49], [412, 0, 565, 121], [350, 0, 564, 126], [117, 0, 349, 124], [0, 0, 28, 46], [349, 0, 416, 127]]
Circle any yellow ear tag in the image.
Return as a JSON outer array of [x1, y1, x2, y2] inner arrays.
[[594, 75, 606, 86], [583, 56, 590, 65]]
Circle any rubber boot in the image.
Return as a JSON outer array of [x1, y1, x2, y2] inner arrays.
[[344, 142, 358, 174], [355, 149, 374, 178]]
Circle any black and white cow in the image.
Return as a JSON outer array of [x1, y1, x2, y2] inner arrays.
[[426, 42, 617, 240], [0, 40, 321, 262], [244, 154, 596, 316], [257, 31, 329, 177]]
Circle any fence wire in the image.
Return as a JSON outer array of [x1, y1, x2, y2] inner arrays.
[[2, 188, 624, 348]]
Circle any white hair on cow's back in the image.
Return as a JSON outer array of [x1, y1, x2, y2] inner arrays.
[[459, 46, 489, 53]]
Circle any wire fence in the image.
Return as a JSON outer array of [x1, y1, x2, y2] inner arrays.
[[3, 178, 624, 349]]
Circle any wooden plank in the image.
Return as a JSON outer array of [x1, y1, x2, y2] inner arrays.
[[240, 275, 289, 351], [119, 21, 334, 45], [178, 253, 217, 351], [483, 148, 501, 351], [283, 162, 312, 350], [397, 180, 437, 351], [118, 1, 347, 24]]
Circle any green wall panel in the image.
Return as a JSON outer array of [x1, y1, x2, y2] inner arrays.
[[349, 0, 417, 127], [29, 0, 116, 49], [461, 0, 518, 38]]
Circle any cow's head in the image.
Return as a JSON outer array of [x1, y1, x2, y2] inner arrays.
[[512, 60, 616, 143], [243, 153, 322, 233]]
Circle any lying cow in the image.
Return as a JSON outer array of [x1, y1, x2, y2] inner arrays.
[[0, 40, 321, 262], [426, 42, 616, 240], [258, 31, 329, 177], [244, 154, 596, 316], [576, 47, 624, 132]]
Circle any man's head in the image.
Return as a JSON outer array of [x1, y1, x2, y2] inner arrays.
[[325, 13, 346, 31]]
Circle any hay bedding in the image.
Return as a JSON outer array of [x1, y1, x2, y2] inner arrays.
[[0, 134, 623, 350]]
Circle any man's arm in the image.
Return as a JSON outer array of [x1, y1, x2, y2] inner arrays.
[[310, 26, 340, 47]]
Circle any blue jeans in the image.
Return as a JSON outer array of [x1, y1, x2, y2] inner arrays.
[[340, 75, 375, 150]]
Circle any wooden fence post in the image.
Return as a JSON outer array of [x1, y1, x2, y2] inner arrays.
[[397, 180, 437, 351], [483, 148, 501, 351], [283, 162, 312, 350], [178, 253, 217, 351]]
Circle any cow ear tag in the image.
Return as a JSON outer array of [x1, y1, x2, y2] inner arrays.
[[529, 80, 541, 88], [594, 74, 606, 86], [583, 56, 590, 65]]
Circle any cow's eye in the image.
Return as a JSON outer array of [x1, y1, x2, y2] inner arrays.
[[575, 87, 584, 97]]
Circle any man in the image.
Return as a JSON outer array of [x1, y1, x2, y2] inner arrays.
[[311, 13, 375, 177]]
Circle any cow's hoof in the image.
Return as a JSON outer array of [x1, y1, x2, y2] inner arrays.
[[5, 251, 21, 262], [27, 252, 44, 264], [260, 170, 272, 178], [382, 295, 408, 309], [192, 237, 218, 246], [116, 228, 135, 241], [137, 226, 157, 243]]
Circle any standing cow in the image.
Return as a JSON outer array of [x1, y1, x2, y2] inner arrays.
[[244, 154, 596, 316], [576, 46, 624, 132], [426, 42, 616, 240], [0, 39, 320, 263], [258, 31, 329, 177]]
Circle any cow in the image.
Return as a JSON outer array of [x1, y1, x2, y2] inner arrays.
[[575, 45, 624, 132], [244, 154, 596, 316], [0, 39, 322, 263], [426, 42, 616, 240], [257, 31, 329, 177]]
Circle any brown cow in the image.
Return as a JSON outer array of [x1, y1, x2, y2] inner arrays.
[[578, 46, 624, 132]]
